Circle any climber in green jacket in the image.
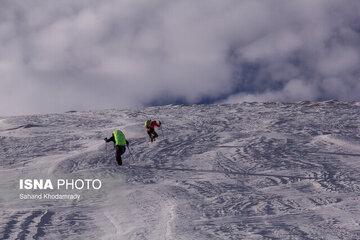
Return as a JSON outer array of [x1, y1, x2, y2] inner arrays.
[[104, 129, 129, 166]]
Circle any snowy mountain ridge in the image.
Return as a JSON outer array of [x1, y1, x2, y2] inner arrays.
[[1, 102, 360, 239]]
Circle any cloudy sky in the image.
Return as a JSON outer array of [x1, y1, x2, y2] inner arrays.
[[1, 0, 360, 115]]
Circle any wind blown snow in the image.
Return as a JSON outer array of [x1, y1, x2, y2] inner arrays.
[[1, 102, 360, 239]]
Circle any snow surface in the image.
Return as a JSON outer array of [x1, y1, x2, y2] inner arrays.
[[1, 102, 360, 239]]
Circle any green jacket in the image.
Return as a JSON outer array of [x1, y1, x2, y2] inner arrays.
[[105, 130, 129, 146]]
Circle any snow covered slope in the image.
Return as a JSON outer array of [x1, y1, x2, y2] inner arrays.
[[1, 102, 360, 239]]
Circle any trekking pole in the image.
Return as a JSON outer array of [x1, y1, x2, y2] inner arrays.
[[161, 127, 164, 138], [127, 145, 135, 161], [104, 141, 109, 161]]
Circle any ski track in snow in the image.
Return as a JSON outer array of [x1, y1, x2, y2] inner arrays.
[[1, 102, 360, 239]]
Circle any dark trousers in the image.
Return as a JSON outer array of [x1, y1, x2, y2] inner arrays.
[[147, 128, 158, 142], [115, 145, 126, 165]]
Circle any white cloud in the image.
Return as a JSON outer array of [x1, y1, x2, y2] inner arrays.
[[224, 79, 318, 103], [0, 0, 360, 115], [317, 46, 360, 76]]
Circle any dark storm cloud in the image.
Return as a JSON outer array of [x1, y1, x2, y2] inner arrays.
[[0, 0, 360, 115]]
